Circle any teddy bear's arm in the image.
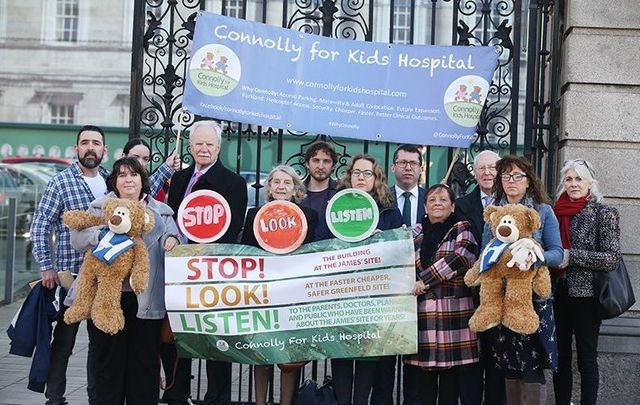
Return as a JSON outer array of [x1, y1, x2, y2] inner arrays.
[[129, 240, 150, 294], [62, 210, 105, 230], [464, 259, 482, 287], [532, 265, 552, 298]]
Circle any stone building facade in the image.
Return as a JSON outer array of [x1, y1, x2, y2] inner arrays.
[[556, 1, 640, 403]]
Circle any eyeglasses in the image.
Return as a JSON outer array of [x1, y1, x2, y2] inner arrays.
[[351, 170, 375, 179], [501, 173, 527, 182], [394, 160, 421, 169]]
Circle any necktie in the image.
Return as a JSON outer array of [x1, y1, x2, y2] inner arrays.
[[184, 170, 203, 197], [482, 195, 493, 208], [402, 191, 412, 227]]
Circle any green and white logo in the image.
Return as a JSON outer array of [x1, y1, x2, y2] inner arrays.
[[326, 189, 379, 242], [190, 44, 241, 96], [443, 75, 489, 127]]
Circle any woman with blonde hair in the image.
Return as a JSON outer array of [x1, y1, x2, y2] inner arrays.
[[240, 164, 318, 405], [552, 159, 620, 405]]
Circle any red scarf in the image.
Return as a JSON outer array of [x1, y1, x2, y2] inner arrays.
[[553, 192, 590, 249]]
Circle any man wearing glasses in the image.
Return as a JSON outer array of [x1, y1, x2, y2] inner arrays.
[[455, 149, 506, 405], [369, 145, 426, 405], [389, 144, 426, 228]]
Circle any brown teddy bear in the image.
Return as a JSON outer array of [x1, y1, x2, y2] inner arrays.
[[62, 197, 154, 335], [464, 204, 552, 335]]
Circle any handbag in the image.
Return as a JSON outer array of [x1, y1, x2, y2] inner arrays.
[[592, 205, 636, 320], [594, 258, 635, 320], [294, 377, 337, 405]]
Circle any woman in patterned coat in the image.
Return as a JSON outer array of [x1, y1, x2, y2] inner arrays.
[[552, 159, 620, 405], [404, 184, 479, 405]]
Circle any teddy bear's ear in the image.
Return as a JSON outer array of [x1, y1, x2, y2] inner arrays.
[[483, 205, 499, 223], [526, 208, 541, 231]]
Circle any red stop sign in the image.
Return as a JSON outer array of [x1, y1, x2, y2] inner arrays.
[[177, 190, 232, 243]]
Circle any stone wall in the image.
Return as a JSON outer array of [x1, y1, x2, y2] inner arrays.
[[557, 0, 640, 403]]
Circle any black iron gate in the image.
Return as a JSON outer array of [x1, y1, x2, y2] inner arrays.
[[128, 0, 563, 196], [128, 0, 563, 402]]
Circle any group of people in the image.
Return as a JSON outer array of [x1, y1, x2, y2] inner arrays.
[[29, 121, 619, 405]]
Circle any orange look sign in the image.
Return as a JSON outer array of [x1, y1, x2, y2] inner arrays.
[[177, 190, 232, 243], [253, 200, 308, 254]]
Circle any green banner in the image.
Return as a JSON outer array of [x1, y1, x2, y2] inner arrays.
[[165, 228, 417, 365]]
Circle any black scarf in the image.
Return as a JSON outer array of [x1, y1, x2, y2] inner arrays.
[[420, 213, 460, 268]]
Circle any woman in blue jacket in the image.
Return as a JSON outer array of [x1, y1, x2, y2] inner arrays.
[[331, 154, 403, 405], [482, 155, 563, 405]]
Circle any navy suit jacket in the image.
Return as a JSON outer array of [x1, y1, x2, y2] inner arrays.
[[389, 185, 426, 225], [454, 186, 484, 253]]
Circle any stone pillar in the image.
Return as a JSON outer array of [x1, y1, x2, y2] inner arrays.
[[558, 1, 640, 403]]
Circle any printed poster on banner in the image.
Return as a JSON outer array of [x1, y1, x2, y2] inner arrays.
[[326, 188, 379, 242], [177, 189, 232, 243], [183, 12, 499, 148], [164, 228, 417, 364], [253, 200, 308, 254]]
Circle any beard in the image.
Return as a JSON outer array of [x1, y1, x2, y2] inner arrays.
[[311, 170, 330, 182], [79, 152, 103, 169]]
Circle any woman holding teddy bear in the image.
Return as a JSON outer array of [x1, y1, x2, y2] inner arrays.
[[482, 155, 563, 405], [68, 157, 181, 404]]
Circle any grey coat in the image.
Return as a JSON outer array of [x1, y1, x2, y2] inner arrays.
[[566, 200, 621, 297], [66, 192, 181, 319]]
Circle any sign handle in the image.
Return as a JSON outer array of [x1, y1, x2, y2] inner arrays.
[[440, 148, 460, 185], [175, 110, 185, 155]]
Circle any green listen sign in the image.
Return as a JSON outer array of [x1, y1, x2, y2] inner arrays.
[[326, 188, 379, 242]]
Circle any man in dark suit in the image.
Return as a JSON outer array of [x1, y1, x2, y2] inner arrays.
[[164, 120, 247, 405], [370, 144, 426, 405], [389, 144, 426, 227], [454, 150, 505, 405]]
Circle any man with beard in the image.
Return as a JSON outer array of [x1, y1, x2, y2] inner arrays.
[[300, 141, 338, 240], [31, 125, 108, 405], [31, 126, 179, 405], [164, 120, 247, 405]]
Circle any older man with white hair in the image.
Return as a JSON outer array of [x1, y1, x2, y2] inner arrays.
[[455, 149, 505, 405], [164, 120, 247, 405]]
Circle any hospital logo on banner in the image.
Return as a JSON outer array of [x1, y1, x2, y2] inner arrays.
[[253, 200, 308, 254], [177, 190, 232, 243], [189, 44, 242, 96], [326, 189, 379, 242], [443, 75, 490, 127]]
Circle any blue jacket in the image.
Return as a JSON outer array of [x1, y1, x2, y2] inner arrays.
[[6, 283, 63, 392]]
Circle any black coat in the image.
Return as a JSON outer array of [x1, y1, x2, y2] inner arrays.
[[454, 186, 483, 254], [167, 160, 247, 244], [241, 204, 318, 248]]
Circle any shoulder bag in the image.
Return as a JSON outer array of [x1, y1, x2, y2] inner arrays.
[[594, 258, 635, 319], [594, 206, 635, 319]]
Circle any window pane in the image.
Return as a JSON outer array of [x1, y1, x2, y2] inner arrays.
[[55, 0, 79, 43]]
